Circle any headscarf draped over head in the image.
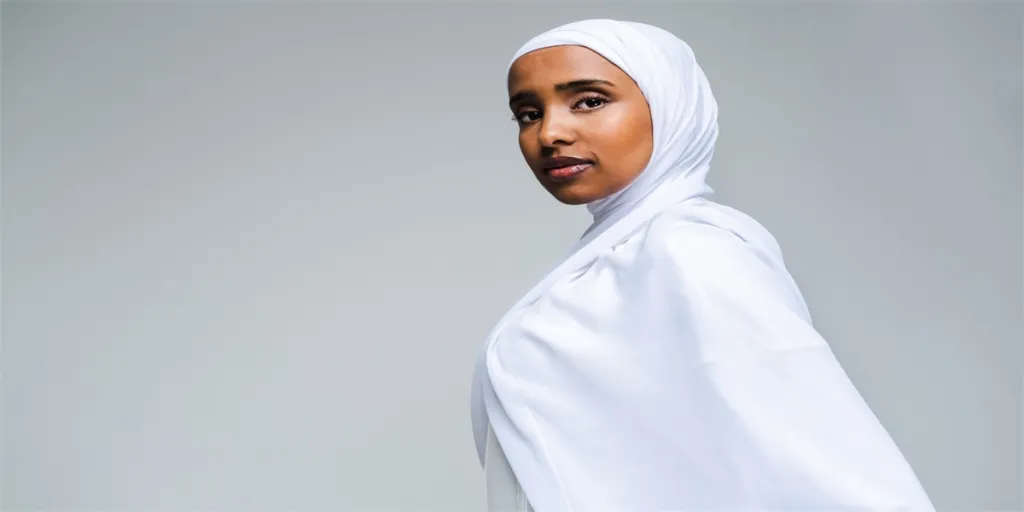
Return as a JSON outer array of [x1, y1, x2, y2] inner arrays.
[[510, 18, 719, 235], [471, 18, 934, 512]]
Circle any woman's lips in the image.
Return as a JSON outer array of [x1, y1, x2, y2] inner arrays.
[[542, 156, 594, 182], [546, 163, 593, 182]]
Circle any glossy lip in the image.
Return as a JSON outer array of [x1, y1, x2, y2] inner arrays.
[[541, 156, 594, 183], [541, 156, 593, 171]]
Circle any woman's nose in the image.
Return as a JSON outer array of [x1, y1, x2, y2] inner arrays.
[[538, 110, 576, 147]]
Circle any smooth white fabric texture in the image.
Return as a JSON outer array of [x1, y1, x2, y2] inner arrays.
[[470, 19, 935, 512]]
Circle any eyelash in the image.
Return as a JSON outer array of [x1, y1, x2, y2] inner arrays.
[[511, 94, 609, 124]]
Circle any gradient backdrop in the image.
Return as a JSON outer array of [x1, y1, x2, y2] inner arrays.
[[4, 1, 1021, 511]]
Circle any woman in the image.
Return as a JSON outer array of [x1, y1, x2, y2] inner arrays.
[[470, 19, 934, 512]]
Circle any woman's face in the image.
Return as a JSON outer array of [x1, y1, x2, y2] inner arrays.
[[507, 45, 654, 205]]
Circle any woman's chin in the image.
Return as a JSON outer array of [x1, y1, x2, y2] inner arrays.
[[543, 177, 627, 206], [546, 185, 598, 205], [537, 176, 602, 205]]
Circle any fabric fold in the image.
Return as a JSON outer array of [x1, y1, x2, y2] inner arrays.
[[471, 18, 934, 512]]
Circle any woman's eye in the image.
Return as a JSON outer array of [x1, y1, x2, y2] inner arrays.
[[515, 111, 541, 123], [576, 97, 607, 110]]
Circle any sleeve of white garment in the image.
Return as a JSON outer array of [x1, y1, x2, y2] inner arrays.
[[486, 210, 935, 511]]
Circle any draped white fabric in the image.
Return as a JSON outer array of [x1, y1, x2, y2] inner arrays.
[[471, 19, 934, 512]]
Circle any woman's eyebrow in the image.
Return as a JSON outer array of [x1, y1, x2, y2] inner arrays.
[[508, 78, 615, 107], [508, 90, 537, 107], [554, 78, 615, 91]]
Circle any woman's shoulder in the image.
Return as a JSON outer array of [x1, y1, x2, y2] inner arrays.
[[628, 198, 812, 320], [638, 198, 788, 272]]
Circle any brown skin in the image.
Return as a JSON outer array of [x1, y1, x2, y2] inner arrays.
[[507, 45, 655, 205]]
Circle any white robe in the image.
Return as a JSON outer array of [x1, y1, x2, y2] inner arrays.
[[472, 199, 934, 511], [471, 18, 934, 512]]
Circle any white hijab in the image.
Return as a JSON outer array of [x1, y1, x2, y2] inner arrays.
[[470, 19, 934, 512]]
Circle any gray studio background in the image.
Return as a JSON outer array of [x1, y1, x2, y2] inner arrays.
[[3, 1, 1021, 511]]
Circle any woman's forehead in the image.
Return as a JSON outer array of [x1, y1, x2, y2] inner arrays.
[[508, 45, 629, 91]]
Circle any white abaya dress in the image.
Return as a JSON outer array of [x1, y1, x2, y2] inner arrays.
[[471, 17, 935, 512]]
